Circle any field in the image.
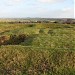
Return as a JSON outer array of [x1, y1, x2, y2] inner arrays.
[[0, 22, 75, 75]]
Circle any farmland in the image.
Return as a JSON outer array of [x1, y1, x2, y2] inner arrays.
[[0, 21, 75, 75]]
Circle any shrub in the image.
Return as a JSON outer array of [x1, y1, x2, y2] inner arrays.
[[48, 30, 54, 35], [0, 34, 28, 45], [39, 29, 45, 34], [0, 35, 10, 45], [8, 34, 28, 45], [28, 24, 35, 27]]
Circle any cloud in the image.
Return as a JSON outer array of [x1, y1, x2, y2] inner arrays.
[[9, 0, 22, 2], [61, 7, 74, 18], [7, 0, 23, 5], [62, 8, 73, 12], [0, 0, 73, 18], [54, 8, 74, 18], [38, 0, 65, 3], [36, 7, 74, 18]]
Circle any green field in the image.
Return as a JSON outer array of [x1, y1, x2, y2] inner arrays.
[[0, 23, 75, 75]]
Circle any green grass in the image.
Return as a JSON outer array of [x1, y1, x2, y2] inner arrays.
[[0, 45, 75, 75], [0, 23, 75, 75]]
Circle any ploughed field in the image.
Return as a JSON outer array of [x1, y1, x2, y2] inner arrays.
[[0, 23, 75, 75]]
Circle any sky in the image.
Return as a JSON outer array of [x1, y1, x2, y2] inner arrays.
[[0, 0, 74, 18]]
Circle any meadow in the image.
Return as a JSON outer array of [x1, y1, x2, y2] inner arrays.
[[0, 22, 75, 75]]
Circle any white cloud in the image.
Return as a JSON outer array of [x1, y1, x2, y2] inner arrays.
[[61, 7, 74, 18], [36, 7, 74, 18], [9, 0, 22, 2], [62, 8, 73, 12], [53, 8, 74, 18], [14, 0, 21, 2], [7, 0, 23, 5], [38, 0, 65, 3]]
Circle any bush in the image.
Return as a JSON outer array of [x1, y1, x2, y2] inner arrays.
[[8, 34, 28, 45], [39, 29, 45, 34], [0, 35, 10, 45], [28, 24, 35, 27], [48, 30, 54, 35], [0, 34, 28, 45]]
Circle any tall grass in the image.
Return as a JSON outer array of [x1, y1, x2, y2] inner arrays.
[[0, 46, 75, 75]]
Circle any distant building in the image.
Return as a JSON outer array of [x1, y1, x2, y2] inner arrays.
[[50, 21, 58, 23]]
